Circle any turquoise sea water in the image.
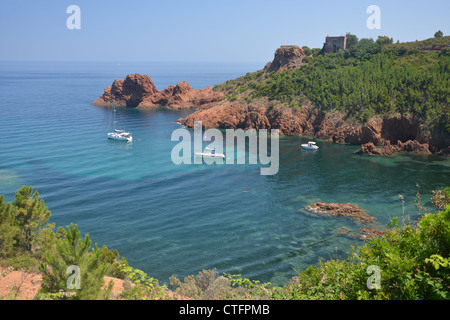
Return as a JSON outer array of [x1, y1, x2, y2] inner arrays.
[[0, 61, 449, 286]]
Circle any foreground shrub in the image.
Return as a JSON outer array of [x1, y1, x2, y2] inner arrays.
[[0, 187, 55, 269], [37, 223, 113, 300], [115, 259, 168, 300]]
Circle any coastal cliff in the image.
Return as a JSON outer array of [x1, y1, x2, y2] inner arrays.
[[176, 103, 448, 155], [92, 36, 449, 156]]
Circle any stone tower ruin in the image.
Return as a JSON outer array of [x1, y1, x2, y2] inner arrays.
[[323, 34, 347, 53]]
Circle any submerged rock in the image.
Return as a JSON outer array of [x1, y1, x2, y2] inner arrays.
[[352, 228, 387, 240], [335, 226, 386, 240], [336, 226, 352, 236]]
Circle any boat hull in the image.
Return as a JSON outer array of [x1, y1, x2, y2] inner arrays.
[[301, 144, 319, 150], [194, 152, 225, 158], [107, 132, 132, 142]]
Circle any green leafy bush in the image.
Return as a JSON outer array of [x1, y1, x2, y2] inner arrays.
[[115, 259, 168, 300]]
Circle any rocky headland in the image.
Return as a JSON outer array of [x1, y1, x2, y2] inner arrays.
[[92, 73, 223, 109], [92, 43, 449, 156]]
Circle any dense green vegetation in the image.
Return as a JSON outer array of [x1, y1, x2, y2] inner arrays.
[[1, 186, 449, 300], [215, 35, 450, 132]]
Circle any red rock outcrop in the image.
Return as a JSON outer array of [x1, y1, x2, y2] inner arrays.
[[178, 103, 271, 130], [353, 115, 440, 155], [264, 45, 306, 73], [396, 140, 431, 153], [175, 103, 368, 140], [305, 202, 375, 223], [437, 146, 450, 156], [92, 74, 159, 107], [381, 115, 424, 144], [354, 142, 381, 156], [92, 74, 224, 109], [178, 103, 315, 133], [355, 139, 431, 156]]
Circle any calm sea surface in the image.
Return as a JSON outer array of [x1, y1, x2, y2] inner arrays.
[[0, 61, 449, 286]]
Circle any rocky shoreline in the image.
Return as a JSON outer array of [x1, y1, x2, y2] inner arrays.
[[92, 45, 449, 156], [176, 103, 449, 156]]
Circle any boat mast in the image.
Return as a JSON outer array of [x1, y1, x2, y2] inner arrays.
[[112, 93, 117, 131], [203, 113, 211, 141]]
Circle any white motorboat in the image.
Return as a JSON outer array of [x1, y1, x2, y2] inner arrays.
[[107, 104, 132, 142], [301, 141, 319, 150], [194, 147, 225, 159], [195, 152, 226, 159]]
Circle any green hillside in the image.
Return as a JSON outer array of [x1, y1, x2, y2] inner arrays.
[[215, 35, 450, 133]]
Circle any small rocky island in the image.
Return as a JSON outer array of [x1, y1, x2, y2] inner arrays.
[[305, 202, 375, 223], [92, 73, 223, 109], [304, 202, 387, 241]]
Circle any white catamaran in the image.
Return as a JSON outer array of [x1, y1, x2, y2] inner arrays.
[[107, 102, 132, 142]]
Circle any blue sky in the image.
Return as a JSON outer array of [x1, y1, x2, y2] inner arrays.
[[0, 0, 449, 62]]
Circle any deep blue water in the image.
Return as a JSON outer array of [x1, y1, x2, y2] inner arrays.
[[0, 61, 449, 286]]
